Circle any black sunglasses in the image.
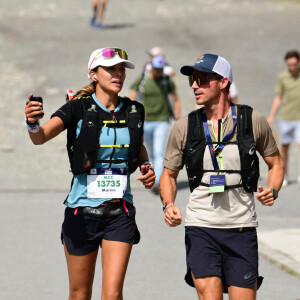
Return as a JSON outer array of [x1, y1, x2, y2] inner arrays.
[[188, 73, 223, 87]]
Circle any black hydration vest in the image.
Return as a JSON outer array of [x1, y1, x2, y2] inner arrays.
[[185, 104, 260, 193], [68, 96, 144, 175]]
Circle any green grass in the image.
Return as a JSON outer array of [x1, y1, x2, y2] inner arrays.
[[260, 253, 300, 278]]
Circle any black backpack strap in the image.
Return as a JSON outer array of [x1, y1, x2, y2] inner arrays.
[[69, 96, 102, 174], [124, 98, 144, 173], [185, 108, 206, 192], [161, 74, 171, 94], [237, 104, 260, 192]]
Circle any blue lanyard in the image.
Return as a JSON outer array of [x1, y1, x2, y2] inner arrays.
[[202, 103, 237, 170]]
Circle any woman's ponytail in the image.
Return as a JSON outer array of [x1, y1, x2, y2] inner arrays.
[[72, 82, 96, 100]]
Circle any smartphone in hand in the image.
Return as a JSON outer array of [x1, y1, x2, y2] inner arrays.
[[29, 96, 44, 117]]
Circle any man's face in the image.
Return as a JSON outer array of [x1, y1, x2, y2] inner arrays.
[[286, 57, 300, 76], [190, 71, 222, 106], [152, 68, 163, 79]]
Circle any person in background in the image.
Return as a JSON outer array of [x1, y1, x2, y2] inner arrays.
[[143, 46, 175, 78], [130, 55, 181, 194], [268, 50, 300, 188], [25, 47, 155, 300], [90, 0, 107, 29]]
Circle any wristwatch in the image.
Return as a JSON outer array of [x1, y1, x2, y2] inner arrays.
[[270, 188, 278, 200]]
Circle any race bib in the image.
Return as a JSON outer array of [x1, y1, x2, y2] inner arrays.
[[209, 175, 225, 193], [87, 168, 128, 199]]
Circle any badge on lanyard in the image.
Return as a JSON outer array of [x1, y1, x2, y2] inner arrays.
[[203, 103, 237, 194], [87, 168, 128, 199], [209, 175, 225, 193]]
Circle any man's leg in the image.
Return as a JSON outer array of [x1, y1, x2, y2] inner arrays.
[[297, 143, 300, 187], [90, 0, 99, 26], [295, 121, 300, 186], [98, 0, 107, 22], [143, 121, 154, 163], [185, 227, 224, 300], [279, 120, 293, 186], [227, 282, 257, 300], [281, 143, 290, 179], [153, 121, 169, 184], [192, 273, 223, 300]]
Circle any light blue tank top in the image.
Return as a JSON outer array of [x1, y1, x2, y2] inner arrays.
[[65, 94, 133, 208]]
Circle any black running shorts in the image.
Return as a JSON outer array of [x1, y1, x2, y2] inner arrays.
[[184, 226, 263, 292], [61, 203, 140, 255]]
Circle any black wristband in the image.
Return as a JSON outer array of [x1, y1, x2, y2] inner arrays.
[[139, 160, 149, 168], [139, 160, 154, 173]]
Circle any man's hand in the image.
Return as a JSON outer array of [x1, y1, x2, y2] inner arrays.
[[256, 186, 275, 206], [164, 204, 182, 227]]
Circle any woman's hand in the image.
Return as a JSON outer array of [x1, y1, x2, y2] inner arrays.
[[25, 93, 44, 124], [136, 164, 156, 189]]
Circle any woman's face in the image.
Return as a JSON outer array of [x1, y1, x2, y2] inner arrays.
[[94, 63, 126, 94]]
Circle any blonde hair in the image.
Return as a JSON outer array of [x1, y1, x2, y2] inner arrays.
[[72, 82, 96, 100]]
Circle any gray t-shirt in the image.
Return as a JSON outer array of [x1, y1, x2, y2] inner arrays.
[[163, 106, 278, 228]]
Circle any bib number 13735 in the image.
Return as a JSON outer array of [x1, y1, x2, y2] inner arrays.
[[87, 168, 127, 199], [97, 179, 120, 188]]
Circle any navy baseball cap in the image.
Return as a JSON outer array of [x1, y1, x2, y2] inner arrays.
[[180, 54, 233, 83]]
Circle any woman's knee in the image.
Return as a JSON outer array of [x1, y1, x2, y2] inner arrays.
[[69, 287, 92, 300], [101, 288, 122, 300]]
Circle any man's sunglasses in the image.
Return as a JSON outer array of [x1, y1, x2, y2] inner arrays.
[[188, 73, 223, 87], [89, 48, 128, 70]]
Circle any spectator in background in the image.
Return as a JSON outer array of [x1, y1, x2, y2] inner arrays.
[[268, 50, 300, 188], [143, 46, 175, 78], [90, 0, 107, 29], [130, 56, 181, 194]]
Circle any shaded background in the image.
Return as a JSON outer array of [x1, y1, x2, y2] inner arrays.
[[1, 0, 300, 299], [1, 0, 300, 190]]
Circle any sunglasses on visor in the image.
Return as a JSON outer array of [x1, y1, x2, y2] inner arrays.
[[89, 48, 128, 70], [188, 73, 223, 87]]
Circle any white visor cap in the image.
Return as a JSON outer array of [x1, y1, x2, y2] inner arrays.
[[88, 48, 135, 71]]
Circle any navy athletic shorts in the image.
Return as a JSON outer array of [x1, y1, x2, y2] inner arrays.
[[185, 226, 263, 292], [61, 203, 140, 255]]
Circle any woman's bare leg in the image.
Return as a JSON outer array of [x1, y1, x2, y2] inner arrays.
[[101, 240, 133, 300], [64, 243, 98, 300]]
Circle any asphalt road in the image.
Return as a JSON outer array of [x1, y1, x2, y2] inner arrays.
[[1, 188, 300, 300], [1, 0, 300, 299]]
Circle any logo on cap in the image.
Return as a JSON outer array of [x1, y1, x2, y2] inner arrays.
[[196, 56, 204, 64]]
